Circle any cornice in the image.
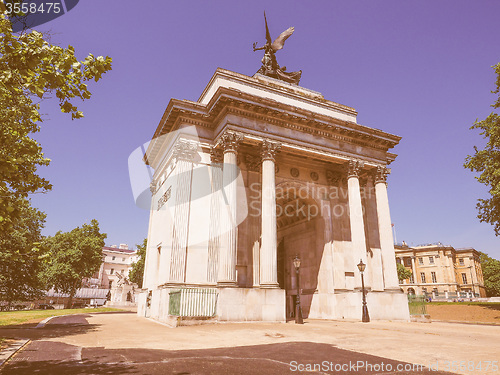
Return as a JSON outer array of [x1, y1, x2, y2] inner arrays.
[[145, 81, 401, 168]]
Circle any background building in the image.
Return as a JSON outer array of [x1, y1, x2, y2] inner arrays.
[[395, 243, 486, 298], [92, 244, 139, 289]]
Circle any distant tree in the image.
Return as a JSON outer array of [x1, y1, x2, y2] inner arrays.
[[397, 262, 412, 283], [0, 198, 46, 307], [129, 238, 146, 288], [464, 63, 500, 234], [40, 220, 106, 308], [479, 252, 500, 297], [0, 12, 112, 233]]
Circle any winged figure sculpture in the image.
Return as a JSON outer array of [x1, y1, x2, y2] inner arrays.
[[253, 12, 302, 85]]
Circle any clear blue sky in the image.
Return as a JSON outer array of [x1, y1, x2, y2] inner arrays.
[[28, 0, 500, 258]]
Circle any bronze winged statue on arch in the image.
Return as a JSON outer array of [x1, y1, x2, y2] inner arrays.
[[253, 12, 302, 85]]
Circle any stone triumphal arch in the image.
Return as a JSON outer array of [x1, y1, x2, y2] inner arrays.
[[137, 68, 410, 323]]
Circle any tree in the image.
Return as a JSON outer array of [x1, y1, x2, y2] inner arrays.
[[40, 219, 106, 308], [479, 252, 500, 297], [129, 238, 147, 288], [0, 11, 112, 233], [464, 63, 500, 234], [397, 262, 412, 283], [0, 198, 46, 307]]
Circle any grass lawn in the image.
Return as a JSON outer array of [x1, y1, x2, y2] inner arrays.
[[427, 303, 500, 324], [0, 307, 123, 327], [428, 301, 500, 306]]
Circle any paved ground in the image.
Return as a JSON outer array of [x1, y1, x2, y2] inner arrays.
[[1, 312, 498, 374]]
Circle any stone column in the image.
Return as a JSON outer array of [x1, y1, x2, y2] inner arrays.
[[326, 171, 346, 290], [346, 159, 368, 290], [410, 256, 417, 284], [260, 139, 281, 288], [374, 166, 400, 290], [244, 154, 262, 287], [169, 140, 197, 284], [217, 132, 243, 286], [207, 147, 223, 284]]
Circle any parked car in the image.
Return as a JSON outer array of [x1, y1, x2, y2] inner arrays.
[[38, 304, 55, 310]]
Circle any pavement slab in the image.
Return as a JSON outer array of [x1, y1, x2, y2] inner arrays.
[[1, 312, 498, 374]]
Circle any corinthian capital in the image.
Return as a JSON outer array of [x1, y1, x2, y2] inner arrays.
[[260, 139, 281, 162], [374, 165, 390, 184], [172, 140, 198, 162], [219, 131, 244, 153], [346, 159, 364, 179]]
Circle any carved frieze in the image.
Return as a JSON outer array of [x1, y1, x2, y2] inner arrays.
[[326, 170, 342, 186], [290, 168, 299, 178], [157, 186, 172, 210], [210, 146, 223, 164], [260, 139, 282, 162], [150, 181, 157, 194], [244, 154, 261, 172]]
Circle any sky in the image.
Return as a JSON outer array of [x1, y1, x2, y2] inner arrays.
[[24, 0, 500, 258]]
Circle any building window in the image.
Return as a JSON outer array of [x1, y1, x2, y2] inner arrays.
[[431, 272, 437, 283], [433, 288, 439, 296], [418, 257, 424, 265], [420, 272, 426, 283], [110, 268, 114, 274], [459, 258, 465, 266], [396, 258, 402, 264], [462, 273, 467, 284], [109, 281, 112, 288], [404, 258, 412, 267], [112, 256, 116, 261], [429, 256, 434, 264], [409, 274, 414, 284], [122, 257, 126, 262]]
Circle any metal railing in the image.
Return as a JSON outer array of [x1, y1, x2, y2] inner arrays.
[[169, 288, 218, 317], [407, 294, 427, 315]]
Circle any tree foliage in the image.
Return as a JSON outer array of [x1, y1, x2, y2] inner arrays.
[[479, 252, 500, 297], [397, 262, 412, 282], [129, 238, 146, 288], [0, 13, 112, 232], [0, 198, 46, 305], [464, 63, 500, 234], [40, 219, 106, 307]]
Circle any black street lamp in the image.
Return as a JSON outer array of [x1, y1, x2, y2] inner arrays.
[[357, 259, 370, 323], [293, 256, 304, 324]]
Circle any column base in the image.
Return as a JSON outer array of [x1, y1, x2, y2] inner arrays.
[[259, 282, 280, 289], [217, 281, 238, 288], [384, 287, 404, 293]]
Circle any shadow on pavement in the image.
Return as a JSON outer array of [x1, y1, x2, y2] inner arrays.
[[0, 314, 99, 341], [1, 359, 137, 375], [2, 340, 456, 375]]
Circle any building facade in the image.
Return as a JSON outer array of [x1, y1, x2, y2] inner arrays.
[[395, 243, 486, 298], [138, 69, 410, 322], [91, 244, 138, 289]]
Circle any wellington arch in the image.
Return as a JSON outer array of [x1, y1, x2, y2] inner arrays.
[[137, 68, 410, 323]]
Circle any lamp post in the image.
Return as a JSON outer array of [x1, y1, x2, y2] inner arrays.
[[293, 256, 304, 324], [357, 259, 370, 322]]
